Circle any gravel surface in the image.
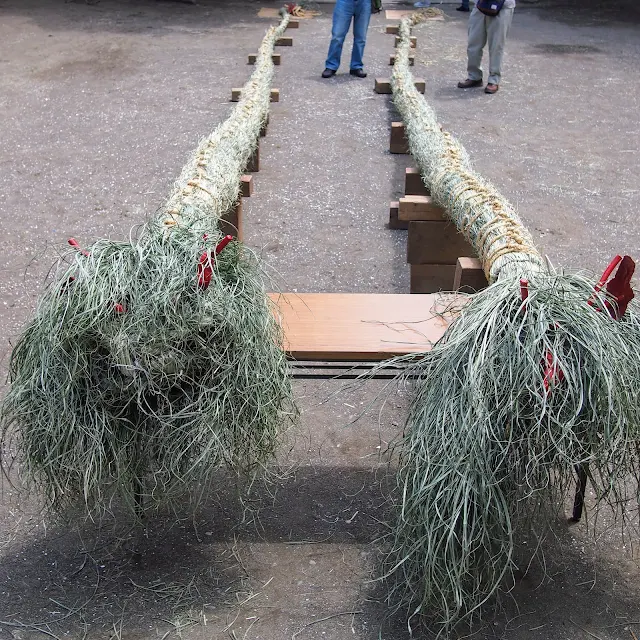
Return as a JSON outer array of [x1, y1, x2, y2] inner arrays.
[[0, 0, 638, 638]]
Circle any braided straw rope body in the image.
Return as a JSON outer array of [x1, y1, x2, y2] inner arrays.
[[160, 11, 289, 238], [382, 14, 640, 634], [0, 13, 294, 519], [392, 15, 545, 283]]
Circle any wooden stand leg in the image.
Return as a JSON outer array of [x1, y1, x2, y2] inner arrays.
[[453, 257, 488, 292], [388, 201, 408, 230], [246, 143, 260, 173], [390, 122, 409, 154], [221, 199, 243, 241]]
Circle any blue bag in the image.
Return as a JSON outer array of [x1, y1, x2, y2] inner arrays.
[[476, 0, 505, 16]]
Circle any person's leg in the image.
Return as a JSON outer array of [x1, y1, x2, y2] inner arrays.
[[325, 0, 354, 71], [457, 0, 470, 11], [350, 0, 372, 70], [486, 7, 514, 85], [466, 7, 487, 81]]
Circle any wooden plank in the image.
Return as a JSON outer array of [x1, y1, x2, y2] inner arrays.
[[395, 35, 417, 48], [276, 36, 293, 46], [390, 121, 409, 154], [386, 24, 400, 34], [399, 195, 444, 221], [232, 88, 279, 102], [220, 199, 243, 240], [374, 78, 425, 94], [410, 264, 457, 294], [240, 175, 253, 198], [385, 9, 444, 20], [287, 19, 300, 28], [388, 201, 408, 230], [454, 257, 488, 293], [390, 53, 414, 66], [248, 53, 281, 65], [270, 293, 452, 360], [408, 221, 474, 265], [258, 7, 315, 19], [405, 168, 428, 196], [246, 144, 260, 173]]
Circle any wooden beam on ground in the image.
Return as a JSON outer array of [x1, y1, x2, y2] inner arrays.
[[232, 88, 279, 102], [375, 78, 425, 94], [260, 115, 269, 137], [390, 121, 409, 154], [386, 24, 400, 34], [395, 35, 417, 48], [388, 201, 408, 230], [276, 36, 293, 46], [270, 293, 451, 360], [248, 53, 282, 65], [399, 195, 444, 221], [287, 19, 300, 28], [390, 53, 414, 66], [246, 144, 260, 173], [240, 175, 253, 198], [405, 168, 428, 196], [410, 264, 457, 294], [454, 257, 488, 292], [407, 221, 473, 264]]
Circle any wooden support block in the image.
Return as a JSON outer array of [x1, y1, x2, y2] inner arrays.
[[221, 199, 243, 241], [276, 36, 293, 46], [453, 257, 488, 293], [240, 175, 253, 198], [410, 264, 457, 294], [390, 121, 409, 154], [389, 53, 414, 66], [375, 78, 424, 94], [405, 168, 429, 196], [388, 201, 408, 230], [399, 195, 444, 221], [232, 88, 279, 102], [386, 24, 400, 34], [246, 143, 260, 173], [407, 221, 474, 265], [260, 118, 268, 137], [248, 53, 281, 65], [414, 79, 426, 93], [286, 19, 300, 28], [395, 35, 417, 48]]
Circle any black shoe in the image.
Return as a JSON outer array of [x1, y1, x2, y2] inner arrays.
[[322, 68, 336, 78], [349, 68, 367, 78], [456, 5, 470, 10]]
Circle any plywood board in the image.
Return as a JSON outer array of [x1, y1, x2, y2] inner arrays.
[[257, 7, 316, 18], [269, 293, 454, 360], [385, 9, 445, 20]]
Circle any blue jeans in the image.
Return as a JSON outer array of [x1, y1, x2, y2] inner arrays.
[[325, 0, 372, 71], [460, 0, 470, 7]]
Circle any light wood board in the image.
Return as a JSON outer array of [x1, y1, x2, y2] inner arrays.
[[258, 7, 316, 18], [269, 293, 454, 361], [385, 9, 445, 20]]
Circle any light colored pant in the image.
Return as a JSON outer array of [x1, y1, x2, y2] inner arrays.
[[466, 6, 514, 85]]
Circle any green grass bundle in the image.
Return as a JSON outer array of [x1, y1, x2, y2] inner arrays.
[[1, 12, 294, 519], [385, 14, 640, 633]]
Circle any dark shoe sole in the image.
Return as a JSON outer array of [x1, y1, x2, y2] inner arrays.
[[349, 69, 367, 78], [322, 69, 336, 78], [457, 79, 483, 88]]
